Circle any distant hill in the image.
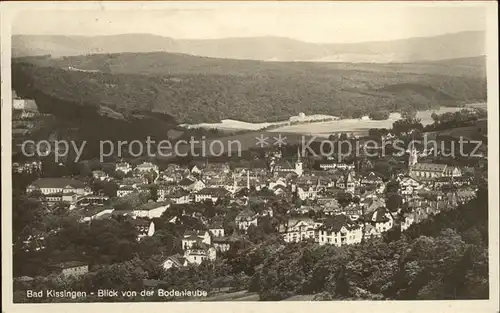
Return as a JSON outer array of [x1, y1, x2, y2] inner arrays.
[[12, 52, 487, 124], [12, 31, 485, 63]]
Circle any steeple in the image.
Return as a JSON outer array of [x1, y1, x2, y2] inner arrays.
[[408, 140, 418, 168], [247, 170, 250, 190], [295, 146, 303, 177]]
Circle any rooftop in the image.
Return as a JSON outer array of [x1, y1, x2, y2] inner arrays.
[[29, 178, 86, 189]]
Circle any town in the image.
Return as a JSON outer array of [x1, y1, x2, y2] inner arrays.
[[11, 88, 489, 302]]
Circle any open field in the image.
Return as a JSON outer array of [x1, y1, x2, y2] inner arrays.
[[183, 105, 486, 138]]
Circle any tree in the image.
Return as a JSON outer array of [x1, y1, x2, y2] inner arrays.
[[369, 111, 390, 121], [386, 193, 403, 213], [149, 185, 159, 202], [336, 192, 353, 207]]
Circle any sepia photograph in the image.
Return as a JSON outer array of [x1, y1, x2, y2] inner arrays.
[[1, 1, 498, 312]]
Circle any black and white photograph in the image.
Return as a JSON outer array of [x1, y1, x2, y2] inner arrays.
[[1, 1, 498, 311]]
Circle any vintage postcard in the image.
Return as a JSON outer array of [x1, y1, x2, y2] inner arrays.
[[1, 1, 498, 313]]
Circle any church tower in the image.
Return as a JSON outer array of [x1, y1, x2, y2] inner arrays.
[[408, 146, 418, 169], [295, 146, 303, 177]]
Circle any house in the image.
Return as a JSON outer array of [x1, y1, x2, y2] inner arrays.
[[280, 218, 317, 243], [360, 172, 384, 186], [400, 212, 416, 231], [363, 224, 380, 240], [194, 187, 230, 203], [26, 178, 89, 196], [212, 236, 240, 252], [190, 165, 202, 175], [117, 186, 136, 197], [132, 201, 171, 218], [133, 219, 156, 241], [184, 246, 217, 265], [398, 176, 423, 195], [52, 261, 88, 277], [136, 162, 159, 173], [235, 209, 259, 231], [161, 189, 192, 204], [92, 170, 109, 181], [178, 177, 206, 192], [181, 230, 211, 250], [162, 254, 188, 270], [316, 214, 362, 246], [203, 163, 231, 175], [208, 219, 225, 238], [12, 161, 42, 174], [115, 162, 133, 174], [363, 207, 394, 234]]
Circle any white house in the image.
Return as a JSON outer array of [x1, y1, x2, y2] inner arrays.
[[364, 207, 394, 234], [115, 162, 133, 174], [136, 162, 159, 173], [316, 214, 362, 246], [280, 218, 317, 243], [181, 230, 211, 250], [183, 247, 217, 265]]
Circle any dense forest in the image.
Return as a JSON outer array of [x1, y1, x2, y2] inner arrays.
[[12, 53, 487, 124]]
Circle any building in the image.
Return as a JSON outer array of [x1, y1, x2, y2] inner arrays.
[[363, 207, 394, 234], [92, 170, 109, 181], [181, 230, 211, 250], [117, 186, 136, 197], [136, 162, 159, 173], [26, 178, 88, 196], [360, 172, 384, 186], [235, 209, 259, 231], [409, 163, 462, 180], [115, 162, 133, 174], [80, 207, 115, 222], [132, 201, 171, 219], [316, 214, 363, 246], [184, 246, 217, 265], [133, 219, 156, 241], [178, 177, 206, 192], [194, 187, 230, 203], [161, 189, 191, 204], [212, 236, 240, 252], [52, 261, 89, 278], [162, 254, 188, 270], [208, 219, 225, 237], [280, 218, 318, 243]]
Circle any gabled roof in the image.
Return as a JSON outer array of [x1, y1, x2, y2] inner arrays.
[[321, 214, 359, 232], [164, 254, 186, 267], [411, 163, 447, 172], [179, 177, 197, 186], [208, 218, 224, 229], [236, 208, 257, 220]]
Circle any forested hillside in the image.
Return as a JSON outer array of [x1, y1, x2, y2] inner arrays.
[[12, 53, 486, 124]]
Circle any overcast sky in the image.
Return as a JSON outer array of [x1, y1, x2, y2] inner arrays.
[[10, 3, 487, 43]]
